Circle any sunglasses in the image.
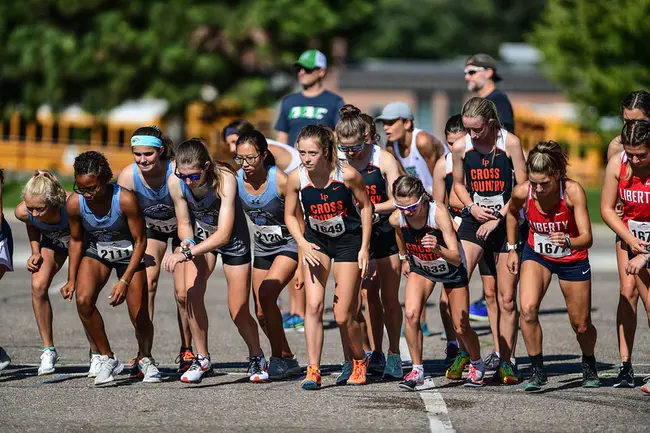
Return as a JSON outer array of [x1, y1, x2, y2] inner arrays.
[[73, 182, 100, 195], [233, 154, 261, 165], [337, 143, 365, 153], [174, 168, 204, 182], [393, 195, 423, 212], [295, 66, 320, 74], [464, 67, 486, 75]]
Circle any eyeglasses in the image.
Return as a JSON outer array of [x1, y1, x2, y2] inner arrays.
[[174, 168, 204, 182], [464, 67, 486, 76], [73, 182, 100, 195], [233, 154, 261, 165], [393, 195, 423, 212], [337, 143, 365, 153]]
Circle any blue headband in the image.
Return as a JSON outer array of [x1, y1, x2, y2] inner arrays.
[[224, 127, 238, 138], [131, 135, 163, 148]]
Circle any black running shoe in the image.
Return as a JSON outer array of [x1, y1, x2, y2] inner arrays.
[[582, 362, 600, 388], [613, 362, 635, 388], [444, 343, 459, 369], [524, 366, 548, 391]]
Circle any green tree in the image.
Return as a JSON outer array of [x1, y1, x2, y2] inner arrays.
[[351, 0, 547, 60], [0, 0, 373, 118], [529, 0, 650, 122]]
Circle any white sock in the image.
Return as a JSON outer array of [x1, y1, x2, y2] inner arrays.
[[510, 357, 517, 366], [495, 351, 500, 358], [413, 364, 424, 373], [471, 359, 485, 368]]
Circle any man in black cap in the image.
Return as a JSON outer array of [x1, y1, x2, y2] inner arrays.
[[464, 53, 515, 133]]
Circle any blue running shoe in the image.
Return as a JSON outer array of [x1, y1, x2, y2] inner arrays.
[[469, 298, 488, 322], [282, 314, 296, 329], [421, 322, 432, 337], [337, 360, 353, 385], [383, 351, 403, 380], [291, 315, 305, 332]]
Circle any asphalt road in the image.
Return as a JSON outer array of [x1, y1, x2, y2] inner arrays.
[[1, 217, 650, 433]]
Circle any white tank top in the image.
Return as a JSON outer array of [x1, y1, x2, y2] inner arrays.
[[392, 128, 444, 193], [268, 139, 301, 174]]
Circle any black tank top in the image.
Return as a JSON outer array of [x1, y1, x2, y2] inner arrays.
[[359, 145, 391, 232], [443, 153, 462, 218], [463, 129, 513, 212], [299, 165, 361, 237]]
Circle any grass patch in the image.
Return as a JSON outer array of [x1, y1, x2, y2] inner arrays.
[[585, 188, 602, 225]]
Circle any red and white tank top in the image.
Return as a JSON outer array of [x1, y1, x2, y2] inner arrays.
[[619, 152, 650, 245], [526, 182, 587, 263]]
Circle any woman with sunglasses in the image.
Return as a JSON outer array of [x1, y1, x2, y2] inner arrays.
[[285, 124, 373, 390], [334, 105, 404, 382], [162, 139, 266, 384], [234, 130, 302, 380], [451, 97, 527, 385], [0, 168, 13, 371], [117, 126, 194, 373], [391, 175, 484, 390], [15, 171, 99, 376], [60, 151, 159, 386]]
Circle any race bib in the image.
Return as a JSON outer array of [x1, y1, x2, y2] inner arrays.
[[628, 219, 650, 242], [195, 220, 216, 241], [412, 254, 450, 275], [146, 216, 177, 234], [309, 215, 346, 237], [97, 240, 133, 263], [473, 193, 505, 212], [533, 233, 570, 258], [252, 225, 283, 246]]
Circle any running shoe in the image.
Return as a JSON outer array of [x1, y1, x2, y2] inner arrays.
[[300, 365, 321, 390], [129, 354, 143, 378], [399, 368, 424, 391], [582, 362, 600, 388], [444, 343, 459, 369], [0, 347, 10, 371], [248, 355, 269, 383], [181, 354, 212, 384], [524, 366, 548, 391], [368, 351, 386, 376], [613, 362, 635, 388], [641, 383, 650, 395], [336, 360, 353, 385], [268, 356, 301, 380], [94, 355, 124, 386], [440, 331, 447, 340], [176, 348, 195, 373], [483, 351, 500, 371], [282, 313, 295, 329], [88, 352, 102, 378], [38, 348, 59, 376], [383, 351, 403, 380], [138, 357, 162, 383], [420, 322, 432, 337], [348, 359, 367, 386], [291, 315, 305, 332], [469, 298, 488, 322], [497, 361, 519, 385], [463, 363, 486, 387], [445, 351, 470, 380]]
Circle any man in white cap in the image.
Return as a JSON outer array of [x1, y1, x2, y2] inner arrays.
[[377, 102, 448, 194], [275, 49, 345, 147]]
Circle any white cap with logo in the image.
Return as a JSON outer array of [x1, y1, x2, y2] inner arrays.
[[375, 102, 415, 121]]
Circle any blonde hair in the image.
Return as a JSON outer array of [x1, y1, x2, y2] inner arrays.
[[526, 141, 568, 179], [461, 97, 502, 142], [296, 124, 340, 171], [22, 170, 67, 210]]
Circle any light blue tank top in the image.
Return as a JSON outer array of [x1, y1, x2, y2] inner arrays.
[[79, 185, 134, 264], [237, 166, 297, 257], [132, 161, 177, 234], [180, 179, 250, 257], [28, 201, 70, 250]]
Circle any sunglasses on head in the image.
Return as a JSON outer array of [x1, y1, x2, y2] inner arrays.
[[393, 195, 423, 212], [73, 182, 100, 195], [337, 143, 365, 153], [174, 168, 203, 182], [464, 66, 486, 76]]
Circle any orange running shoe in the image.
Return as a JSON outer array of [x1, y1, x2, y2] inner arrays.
[[300, 365, 321, 390], [347, 359, 367, 386], [129, 354, 143, 378], [176, 349, 196, 373]]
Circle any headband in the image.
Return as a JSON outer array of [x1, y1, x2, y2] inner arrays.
[[131, 135, 163, 148], [224, 127, 238, 138]]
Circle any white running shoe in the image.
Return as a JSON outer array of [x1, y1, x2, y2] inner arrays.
[[180, 355, 212, 383], [94, 355, 124, 386], [38, 349, 59, 376], [88, 353, 102, 378], [0, 347, 10, 371], [248, 356, 269, 383], [138, 357, 162, 383]]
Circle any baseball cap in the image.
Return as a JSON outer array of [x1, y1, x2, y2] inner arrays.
[[375, 102, 414, 122], [294, 49, 327, 70], [465, 53, 502, 82]]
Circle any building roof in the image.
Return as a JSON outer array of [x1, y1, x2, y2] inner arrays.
[[337, 57, 560, 93]]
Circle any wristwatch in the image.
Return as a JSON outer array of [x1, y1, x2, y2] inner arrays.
[[398, 253, 408, 261], [506, 243, 517, 251], [494, 211, 504, 220], [182, 246, 194, 262], [461, 203, 476, 217]]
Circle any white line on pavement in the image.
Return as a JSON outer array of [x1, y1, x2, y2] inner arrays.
[[400, 336, 455, 433]]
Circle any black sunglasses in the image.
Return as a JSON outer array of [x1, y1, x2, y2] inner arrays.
[[294, 65, 320, 74], [73, 181, 101, 195]]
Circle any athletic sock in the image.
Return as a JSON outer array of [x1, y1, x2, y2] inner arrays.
[[582, 354, 597, 369], [412, 364, 424, 373], [529, 353, 544, 369]]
